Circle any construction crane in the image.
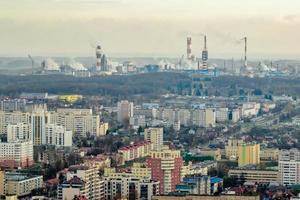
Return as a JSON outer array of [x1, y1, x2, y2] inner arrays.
[[28, 54, 34, 75]]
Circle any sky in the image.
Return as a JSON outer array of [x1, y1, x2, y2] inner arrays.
[[1, 0, 300, 59]]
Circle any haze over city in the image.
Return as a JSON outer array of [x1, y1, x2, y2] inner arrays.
[[1, 0, 300, 58], [2, 1, 300, 200]]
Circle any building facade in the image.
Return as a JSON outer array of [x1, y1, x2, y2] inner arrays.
[[278, 148, 300, 185], [144, 127, 163, 150], [117, 101, 134, 124], [57, 165, 104, 200], [0, 172, 43, 197], [45, 124, 72, 147], [238, 143, 260, 167], [146, 147, 183, 194], [0, 141, 33, 168]]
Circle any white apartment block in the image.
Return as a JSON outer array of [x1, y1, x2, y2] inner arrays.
[[241, 102, 261, 118], [0, 140, 33, 168], [192, 108, 216, 128], [103, 175, 159, 200], [7, 123, 31, 142], [45, 124, 72, 147], [130, 115, 146, 128], [0, 111, 30, 135], [279, 148, 300, 185], [57, 165, 104, 200], [178, 109, 191, 126], [51, 108, 100, 137]]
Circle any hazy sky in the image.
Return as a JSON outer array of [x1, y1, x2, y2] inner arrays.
[[1, 0, 300, 59]]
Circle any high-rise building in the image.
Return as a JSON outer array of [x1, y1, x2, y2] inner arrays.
[[225, 138, 244, 160], [0, 111, 30, 135], [51, 108, 100, 137], [278, 148, 300, 185], [103, 172, 159, 200], [30, 109, 49, 145], [0, 141, 33, 168], [192, 109, 216, 128], [144, 127, 163, 150], [7, 123, 31, 142], [0, 99, 27, 112], [228, 109, 240, 123], [117, 101, 134, 124], [57, 165, 104, 200], [215, 108, 229, 122], [178, 109, 191, 126], [45, 124, 72, 147], [238, 143, 260, 167], [146, 146, 183, 194]]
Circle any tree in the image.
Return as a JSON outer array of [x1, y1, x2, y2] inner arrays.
[[253, 88, 263, 95]]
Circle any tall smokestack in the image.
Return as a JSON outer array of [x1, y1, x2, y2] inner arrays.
[[202, 35, 208, 69], [244, 37, 247, 68], [96, 45, 102, 71], [187, 37, 192, 60]]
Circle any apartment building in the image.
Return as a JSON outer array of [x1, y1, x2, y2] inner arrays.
[[0, 140, 33, 168]]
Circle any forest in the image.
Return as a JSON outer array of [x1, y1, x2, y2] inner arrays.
[[0, 72, 300, 98]]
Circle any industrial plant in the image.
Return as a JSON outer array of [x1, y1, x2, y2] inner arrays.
[[23, 35, 295, 78]]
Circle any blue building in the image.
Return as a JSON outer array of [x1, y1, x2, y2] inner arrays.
[[176, 176, 223, 195]]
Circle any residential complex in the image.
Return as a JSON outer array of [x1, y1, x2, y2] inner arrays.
[[57, 165, 104, 200], [238, 143, 260, 167], [146, 146, 184, 194], [0, 172, 43, 197], [144, 127, 163, 150], [0, 140, 33, 168], [278, 149, 300, 185]]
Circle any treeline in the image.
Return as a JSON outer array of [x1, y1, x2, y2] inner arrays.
[[211, 76, 300, 97], [0, 72, 191, 97], [1, 73, 300, 98]]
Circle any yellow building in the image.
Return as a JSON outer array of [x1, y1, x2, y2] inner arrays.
[[131, 163, 152, 179], [238, 143, 260, 167], [5, 195, 17, 200], [260, 148, 279, 161], [144, 127, 163, 150], [0, 171, 4, 196], [104, 163, 152, 179], [3, 172, 43, 197], [58, 95, 83, 103], [99, 122, 109, 136], [83, 155, 111, 170]]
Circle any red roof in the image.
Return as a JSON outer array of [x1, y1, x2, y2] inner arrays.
[[118, 140, 152, 151]]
